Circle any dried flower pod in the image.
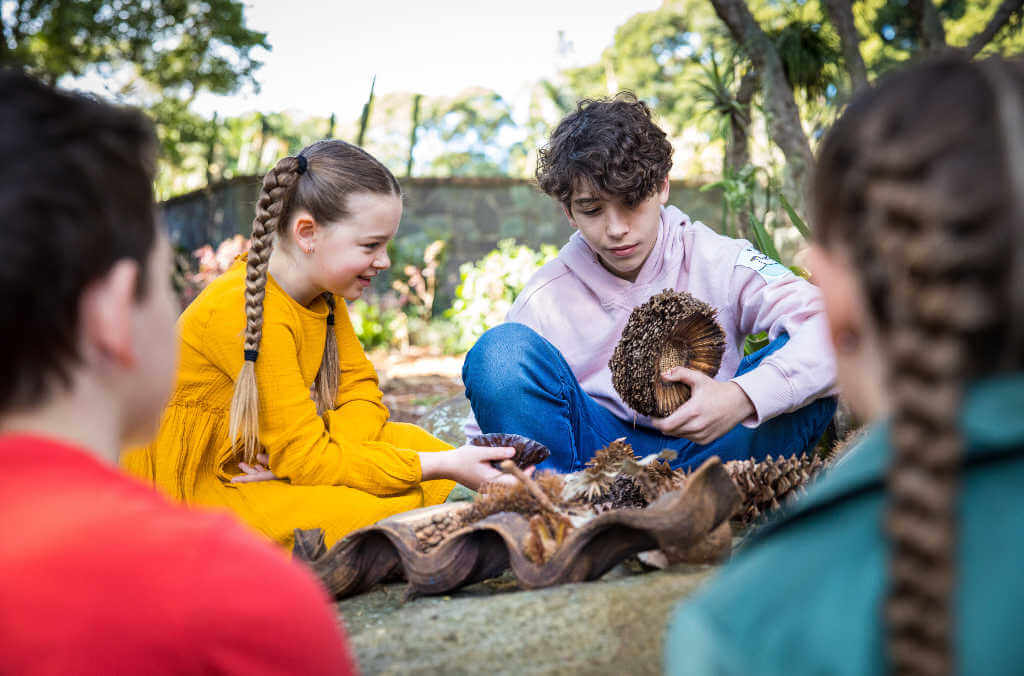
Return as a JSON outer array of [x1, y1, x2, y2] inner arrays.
[[609, 290, 726, 417], [470, 432, 551, 469], [463, 472, 568, 525], [523, 512, 575, 564], [562, 437, 637, 502]]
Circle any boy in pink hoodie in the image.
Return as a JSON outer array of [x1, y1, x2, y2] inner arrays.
[[463, 94, 837, 472]]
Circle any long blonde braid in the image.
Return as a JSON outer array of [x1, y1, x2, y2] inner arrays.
[[814, 56, 1024, 675], [229, 155, 304, 462]]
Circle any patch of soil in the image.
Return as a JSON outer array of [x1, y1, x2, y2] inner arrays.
[[369, 347, 466, 423]]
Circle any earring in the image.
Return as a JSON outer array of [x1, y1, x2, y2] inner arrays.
[[305, 245, 315, 255]]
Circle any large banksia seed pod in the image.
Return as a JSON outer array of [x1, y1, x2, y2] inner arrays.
[[724, 453, 827, 525], [470, 433, 551, 469], [609, 290, 726, 417]]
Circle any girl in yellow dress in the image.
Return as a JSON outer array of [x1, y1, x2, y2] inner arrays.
[[124, 140, 519, 548]]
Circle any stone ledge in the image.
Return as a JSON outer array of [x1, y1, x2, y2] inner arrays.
[[338, 563, 715, 675]]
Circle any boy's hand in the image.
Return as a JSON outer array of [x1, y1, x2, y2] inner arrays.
[[419, 445, 536, 491], [650, 367, 755, 445]]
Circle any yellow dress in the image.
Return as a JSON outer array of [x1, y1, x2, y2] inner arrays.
[[122, 260, 454, 549]]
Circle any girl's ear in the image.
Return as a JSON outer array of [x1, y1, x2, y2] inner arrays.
[[80, 259, 140, 368], [291, 209, 317, 253]]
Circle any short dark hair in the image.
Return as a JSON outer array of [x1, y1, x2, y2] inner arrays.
[[535, 92, 673, 212], [0, 69, 158, 412]]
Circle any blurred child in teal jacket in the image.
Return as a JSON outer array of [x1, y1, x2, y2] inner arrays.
[[667, 55, 1024, 675]]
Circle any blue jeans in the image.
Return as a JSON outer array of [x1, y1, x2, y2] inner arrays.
[[463, 323, 837, 473]]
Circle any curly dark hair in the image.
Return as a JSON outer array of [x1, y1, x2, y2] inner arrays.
[[535, 92, 673, 213], [0, 69, 158, 413]]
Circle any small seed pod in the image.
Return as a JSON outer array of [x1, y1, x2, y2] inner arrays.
[[609, 290, 726, 417], [470, 433, 551, 469]]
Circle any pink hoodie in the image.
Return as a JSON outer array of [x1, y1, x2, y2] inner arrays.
[[465, 206, 837, 435]]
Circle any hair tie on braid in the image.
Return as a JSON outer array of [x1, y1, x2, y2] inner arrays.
[[244, 349, 259, 362], [296, 154, 308, 175]]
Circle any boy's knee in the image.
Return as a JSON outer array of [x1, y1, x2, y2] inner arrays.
[[465, 323, 540, 370], [463, 323, 545, 395]]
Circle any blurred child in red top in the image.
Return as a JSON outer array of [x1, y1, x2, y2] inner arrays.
[[0, 69, 355, 675]]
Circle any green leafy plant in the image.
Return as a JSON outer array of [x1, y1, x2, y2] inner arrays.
[[348, 299, 398, 351], [445, 239, 558, 353]]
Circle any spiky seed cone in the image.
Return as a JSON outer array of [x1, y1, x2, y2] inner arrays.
[[724, 454, 827, 525], [606, 474, 647, 509], [561, 437, 638, 502], [463, 472, 567, 525], [609, 290, 726, 417]]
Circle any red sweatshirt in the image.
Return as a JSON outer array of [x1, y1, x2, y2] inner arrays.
[[0, 435, 356, 675]]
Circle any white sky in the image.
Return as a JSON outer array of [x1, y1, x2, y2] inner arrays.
[[190, 0, 662, 120]]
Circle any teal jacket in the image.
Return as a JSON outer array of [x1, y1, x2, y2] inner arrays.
[[666, 375, 1024, 675]]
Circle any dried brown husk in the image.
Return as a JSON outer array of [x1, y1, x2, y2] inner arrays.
[[470, 432, 551, 469], [609, 290, 726, 417]]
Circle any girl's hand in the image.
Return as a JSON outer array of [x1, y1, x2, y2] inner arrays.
[[419, 445, 536, 491], [231, 453, 280, 483], [650, 367, 755, 445]]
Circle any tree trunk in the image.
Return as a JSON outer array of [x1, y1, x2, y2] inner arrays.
[[823, 0, 869, 93], [710, 0, 814, 205], [909, 0, 947, 52], [256, 113, 269, 171], [726, 70, 757, 172], [965, 0, 1024, 58], [726, 70, 758, 242], [356, 75, 376, 148], [407, 94, 422, 178]]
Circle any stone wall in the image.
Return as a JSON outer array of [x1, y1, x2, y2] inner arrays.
[[161, 176, 723, 306]]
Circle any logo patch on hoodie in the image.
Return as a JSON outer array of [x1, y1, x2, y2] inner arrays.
[[736, 248, 792, 281]]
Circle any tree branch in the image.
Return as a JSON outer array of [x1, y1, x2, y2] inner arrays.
[[909, 0, 947, 52], [965, 0, 1024, 58], [710, 0, 814, 200], [823, 0, 869, 92]]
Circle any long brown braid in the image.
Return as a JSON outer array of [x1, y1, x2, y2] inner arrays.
[[813, 56, 1024, 675], [229, 140, 401, 462]]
